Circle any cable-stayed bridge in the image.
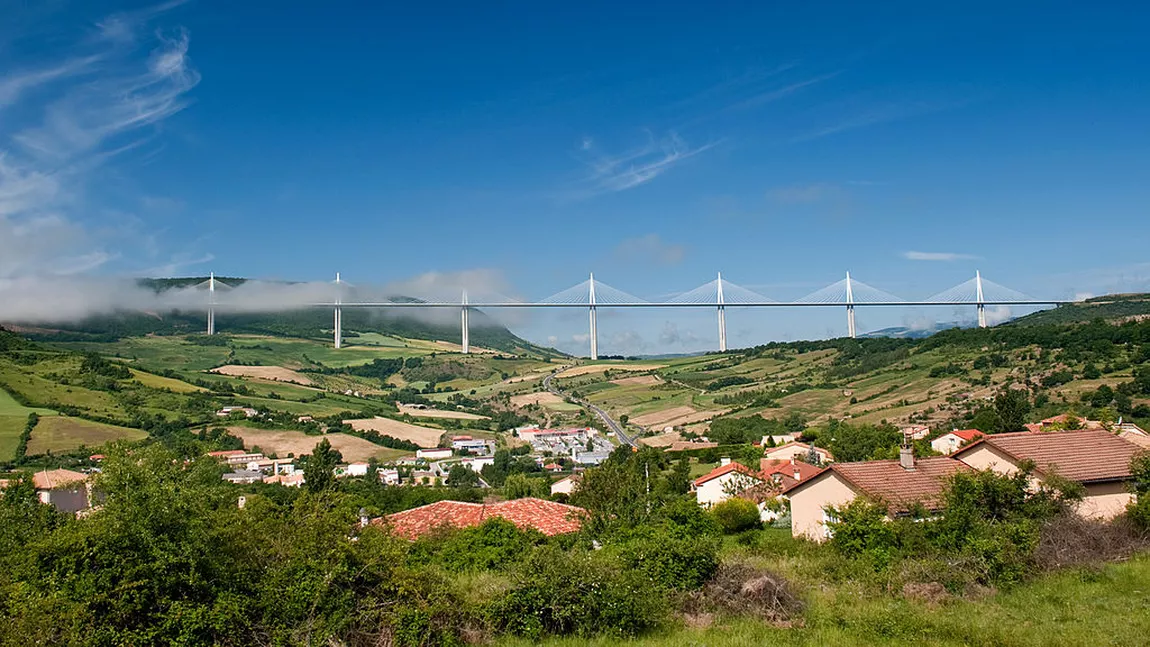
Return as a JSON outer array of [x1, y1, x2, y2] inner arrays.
[[195, 271, 1071, 359]]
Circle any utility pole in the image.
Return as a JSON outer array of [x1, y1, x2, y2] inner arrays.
[[588, 272, 598, 360], [333, 272, 343, 349], [716, 271, 727, 352], [845, 271, 856, 339], [461, 288, 470, 354], [976, 270, 987, 328]]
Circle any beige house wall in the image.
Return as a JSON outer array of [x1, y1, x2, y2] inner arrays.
[[1077, 481, 1134, 520], [765, 445, 831, 463], [788, 473, 858, 542]]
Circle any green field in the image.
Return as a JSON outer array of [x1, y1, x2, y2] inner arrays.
[[0, 388, 56, 460], [26, 416, 146, 455], [508, 551, 1150, 647]]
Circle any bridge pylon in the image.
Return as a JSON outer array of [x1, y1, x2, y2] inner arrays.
[[588, 273, 598, 360], [461, 289, 470, 354]]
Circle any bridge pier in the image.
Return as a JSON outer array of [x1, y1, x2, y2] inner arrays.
[[845, 271, 856, 338], [461, 289, 470, 354], [333, 273, 343, 349], [207, 272, 216, 335], [588, 273, 598, 360], [716, 271, 727, 352], [975, 270, 987, 328]]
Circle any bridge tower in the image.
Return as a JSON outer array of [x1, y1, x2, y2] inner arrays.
[[588, 272, 599, 360], [975, 270, 987, 328], [333, 272, 343, 349], [207, 272, 216, 335], [461, 289, 470, 354], [716, 271, 727, 352], [845, 271, 856, 339]]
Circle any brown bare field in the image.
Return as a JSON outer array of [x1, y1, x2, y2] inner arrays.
[[504, 373, 548, 384], [228, 427, 405, 462], [397, 404, 487, 420], [638, 431, 683, 447], [610, 374, 662, 386], [342, 416, 445, 447], [428, 340, 496, 354], [555, 363, 666, 379], [631, 406, 729, 429], [510, 391, 565, 408], [211, 365, 313, 385]]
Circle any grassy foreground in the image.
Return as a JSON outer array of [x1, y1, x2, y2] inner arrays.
[[507, 555, 1150, 647]]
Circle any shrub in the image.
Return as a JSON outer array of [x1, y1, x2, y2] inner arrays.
[[409, 518, 544, 572], [1128, 451, 1150, 530], [488, 546, 668, 639], [712, 498, 761, 534], [827, 498, 900, 568], [609, 528, 720, 590], [686, 562, 803, 622]]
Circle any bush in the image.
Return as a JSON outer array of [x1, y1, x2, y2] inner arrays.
[[488, 546, 668, 639], [609, 527, 720, 590], [1128, 451, 1150, 530], [711, 498, 761, 534]]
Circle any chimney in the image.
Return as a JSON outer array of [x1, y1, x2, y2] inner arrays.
[[789, 456, 796, 465], [793, 467, 802, 481], [720, 457, 731, 466], [899, 434, 915, 471]]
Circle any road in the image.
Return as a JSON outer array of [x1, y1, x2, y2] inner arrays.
[[543, 371, 636, 448]]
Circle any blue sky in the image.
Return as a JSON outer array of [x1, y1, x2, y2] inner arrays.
[[2, 1, 1150, 354]]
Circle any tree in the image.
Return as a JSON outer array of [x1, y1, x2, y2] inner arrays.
[[503, 473, 538, 499], [994, 387, 1031, 432], [303, 438, 342, 493], [1128, 451, 1150, 530], [711, 498, 761, 534], [448, 464, 480, 488]]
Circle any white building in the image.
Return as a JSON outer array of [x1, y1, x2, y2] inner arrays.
[[460, 456, 495, 472], [930, 429, 985, 455], [416, 448, 453, 461], [550, 474, 581, 496], [694, 459, 764, 507]]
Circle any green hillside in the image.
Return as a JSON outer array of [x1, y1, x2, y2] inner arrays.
[[10, 276, 560, 357], [1010, 293, 1150, 326]]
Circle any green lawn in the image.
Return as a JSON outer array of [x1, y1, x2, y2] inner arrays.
[[0, 387, 57, 460], [505, 555, 1150, 647]]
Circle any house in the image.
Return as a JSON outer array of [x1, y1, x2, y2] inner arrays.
[[551, 474, 582, 496], [377, 468, 400, 485], [900, 425, 931, 440], [760, 433, 801, 447], [460, 456, 495, 472], [543, 462, 563, 472], [216, 406, 259, 418], [208, 450, 266, 466], [416, 448, 453, 461], [222, 470, 265, 484], [763, 441, 833, 464], [930, 429, 986, 455], [32, 469, 91, 512], [376, 497, 586, 539], [451, 436, 493, 454], [264, 472, 305, 487], [694, 459, 764, 507], [783, 450, 971, 541], [952, 429, 1143, 520], [410, 469, 438, 485], [1117, 422, 1150, 449], [345, 462, 369, 477], [1023, 414, 1104, 433], [760, 457, 823, 488]]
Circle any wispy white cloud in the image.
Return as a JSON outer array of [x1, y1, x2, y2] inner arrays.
[[0, 1, 200, 279], [795, 99, 967, 142], [614, 233, 686, 266], [573, 132, 719, 198], [720, 72, 841, 113], [903, 251, 980, 262]]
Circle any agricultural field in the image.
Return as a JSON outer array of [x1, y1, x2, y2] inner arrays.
[[342, 417, 447, 448], [227, 427, 410, 462], [0, 387, 55, 460], [25, 416, 146, 455]]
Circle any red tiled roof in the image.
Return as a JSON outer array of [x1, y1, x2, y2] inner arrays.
[[782, 457, 970, 511], [378, 498, 586, 540], [694, 462, 762, 487], [760, 458, 823, 481], [207, 450, 247, 457], [32, 469, 88, 490], [955, 429, 1143, 483], [947, 429, 986, 443]]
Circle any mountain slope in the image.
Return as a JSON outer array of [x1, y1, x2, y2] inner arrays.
[[1010, 294, 1150, 326]]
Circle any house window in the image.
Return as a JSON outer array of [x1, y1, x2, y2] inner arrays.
[[821, 508, 838, 539]]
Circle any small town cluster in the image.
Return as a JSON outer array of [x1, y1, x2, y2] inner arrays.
[[15, 415, 1148, 544]]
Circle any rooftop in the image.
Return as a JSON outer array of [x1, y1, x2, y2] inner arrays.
[[378, 498, 586, 539], [955, 429, 1143, 483], [32, 469, 88, 490], [694, 461, 762, 487], [784, 457, 970, 511]]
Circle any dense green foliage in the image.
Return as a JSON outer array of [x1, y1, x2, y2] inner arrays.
[[711, 498, 761, 534]]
